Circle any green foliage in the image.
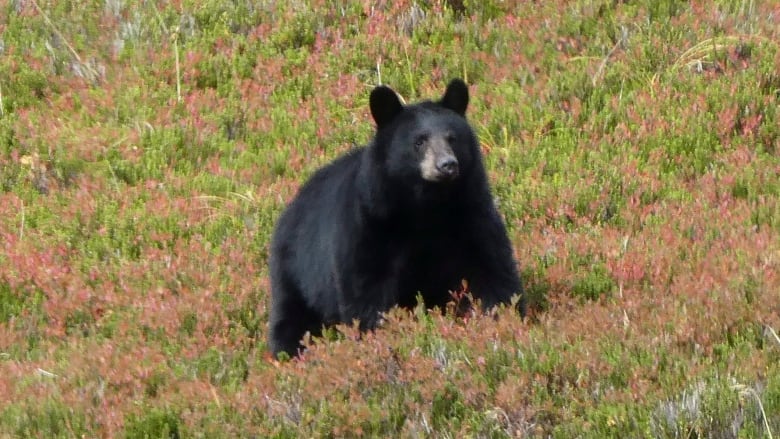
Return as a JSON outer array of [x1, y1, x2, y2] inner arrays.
[[1, 401, 89, 438], [431, 382, 467, 430], [0, 64, 49, 115], [124, 407, 183, 439], [651, 378, 768, 439], [193, 347, 249, 389], [0, 281, 43, 324], [569, 257, 615, 302]]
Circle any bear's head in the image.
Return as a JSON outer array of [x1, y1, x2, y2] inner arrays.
[[368, 79, 480, 189]]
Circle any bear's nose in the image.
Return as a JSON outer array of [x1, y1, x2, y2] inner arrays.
[[436, 157, 459, 178]]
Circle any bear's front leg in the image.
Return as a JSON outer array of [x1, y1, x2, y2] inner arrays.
[[336, 252, 404, 332], [463, 211, 525, 316]]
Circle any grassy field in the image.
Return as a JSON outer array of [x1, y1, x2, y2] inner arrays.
[[1, 0, 779, 437]]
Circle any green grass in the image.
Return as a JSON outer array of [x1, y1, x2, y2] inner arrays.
[[1, 0, 779, 436]]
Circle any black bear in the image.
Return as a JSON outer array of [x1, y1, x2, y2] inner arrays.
[[268, 79, 524, 358]]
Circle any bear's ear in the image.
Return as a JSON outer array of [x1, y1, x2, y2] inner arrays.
[[440, 78, 469, 116], [370, 85, 404, 128]]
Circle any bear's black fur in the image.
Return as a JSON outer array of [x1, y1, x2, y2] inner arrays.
[[268, 79, 524, 357]]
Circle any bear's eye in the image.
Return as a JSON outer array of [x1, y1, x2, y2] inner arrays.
[[413, 136, 426, 151], [446, 133, 457, 143]]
